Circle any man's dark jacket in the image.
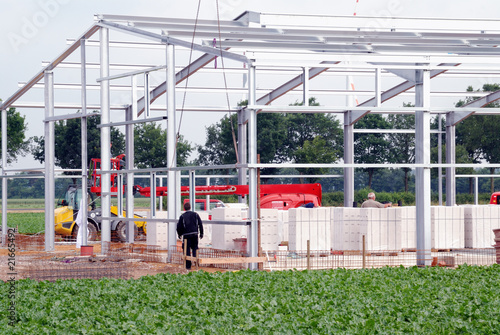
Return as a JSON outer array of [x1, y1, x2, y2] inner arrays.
[[176, 211, 204, 238]]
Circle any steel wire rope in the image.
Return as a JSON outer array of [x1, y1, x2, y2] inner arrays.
[[215, 0, 240, 164], [172, 0, 202, 168], [173, 0, 240, 169]]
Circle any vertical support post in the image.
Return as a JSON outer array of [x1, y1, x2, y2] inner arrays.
[[438, 114, 443, 206], [44, 70, 55, 251], [415, 65, 432, 267], [100, 27, 111, 253], [474, 176, 479, 205], [306, 239, 310, 270], [117, 174, 123, 216], [166, 43, 178, 259], [248, 64, 258, 269], [150, 172, 157, 218], [205, 176, 211, 209], [362, 235, 366, 269], [445, 114, 456, 206], [302, 67, 309, 106], [189, 170, 195, 209], [237, 109, 247, 203], [159, 177, 163, 211], [375, 67, 381, 107], [126, 76, 136, 244], [1, 108, 7, 245], [343, 111, 355, 207], [81, 38, 89, 246], [144, 72, 150, 118]]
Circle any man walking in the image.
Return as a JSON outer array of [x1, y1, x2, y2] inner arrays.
[[176, 202, 204, 270]]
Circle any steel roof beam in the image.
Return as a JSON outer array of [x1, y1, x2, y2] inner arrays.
[[95, 14, 242, 28], [347, 63, 460, 124], [0, 24, 100, 110], [448, 89, 500, 125], [97, 20, 248, 63]]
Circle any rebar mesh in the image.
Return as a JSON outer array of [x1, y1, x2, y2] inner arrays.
[[262, 248, 497, 271], [21, 256, 132, 281], [169, 246, 248, 270]]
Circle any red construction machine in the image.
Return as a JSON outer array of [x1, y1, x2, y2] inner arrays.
[[89, 154, 323, 210]]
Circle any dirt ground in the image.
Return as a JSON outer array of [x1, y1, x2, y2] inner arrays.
[[1, 237, 227, 282]]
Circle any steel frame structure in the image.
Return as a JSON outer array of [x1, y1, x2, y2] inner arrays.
[[3, 12, 500, 266]]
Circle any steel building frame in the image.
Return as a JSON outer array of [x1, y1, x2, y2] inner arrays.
[[3, 12, 500, 266]]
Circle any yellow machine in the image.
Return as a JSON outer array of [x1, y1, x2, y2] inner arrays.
[[54, 185, 147, 241]]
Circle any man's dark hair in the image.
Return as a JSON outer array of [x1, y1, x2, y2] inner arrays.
[[184, 202, 191, 211]]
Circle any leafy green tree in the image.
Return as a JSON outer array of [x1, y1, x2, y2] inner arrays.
[[387, 108, 415, 192], [197, 98, 343, 181], [134, 122, 192, 168], [455, 84, 500, 193], [32, 114, 125, 182], [354, 114, 391, 189], [285, 98, 343, 167], [0, 105, 30, 163]]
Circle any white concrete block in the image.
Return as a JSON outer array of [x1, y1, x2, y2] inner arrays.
[[146, 221, 169, 249], [431, 206, 464, 249], [464, 205, 500, 248], [288, 208, 331, 251], [211, 207, 248, 251]]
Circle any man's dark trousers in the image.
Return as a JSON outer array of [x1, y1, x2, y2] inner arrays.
[[183, 235, 199, 269]]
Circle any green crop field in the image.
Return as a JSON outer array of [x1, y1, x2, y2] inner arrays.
[[1, 213, 45, 234], [2, 265, 500, 334]]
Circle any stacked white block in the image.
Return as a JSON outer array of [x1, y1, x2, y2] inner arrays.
[[211, 208, 248, 251], [197, 212, 211, 247], [331, 207, 367, 251], [278, 210, 289, 244], [431, 206, 464, 249], [289, 207, 331, 251], [260, 209, 280, 251], [464, 205, 500, 248], [400, 207, 416, 250], [146, 211, 169, 249], [364, 208, 401, 251]]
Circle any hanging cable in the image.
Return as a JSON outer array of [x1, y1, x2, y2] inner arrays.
[[353, 0, 359, 16], [172, 0, 202, 167], [215, 0, 240, 164]]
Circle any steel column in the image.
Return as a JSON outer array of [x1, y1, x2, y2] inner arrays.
[[343, 111, 354, 207], [150, 172, 157, 218], [445, 115, 456, 206], [248, 65, 258, 269], [166, 43, 178, 256], [237, 109, 247, 202], [303, 67, 309, 105], [1, 108, 7, 245], [80, 38, 89, 246], [438, 115, 443, 206], [189, 170, 195, 208], [44, 71, 55, 251], [126, 75, 136, 243], [415, 65, 432, 267], [100, 27, 111, 253]]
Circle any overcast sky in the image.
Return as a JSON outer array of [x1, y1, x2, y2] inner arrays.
[[1, 0, 500, 169]]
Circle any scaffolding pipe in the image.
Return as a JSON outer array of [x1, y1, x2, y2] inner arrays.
[[100, 27, 112, 253], [166, 43, 177, 260], [44, 71, 55, 251], [248, 65, 258, 270], [415, 65, 432, 267], [1, 108, 7, 246], [446, 114, 456, 206], [125, 80, 136, 243], [80, 38, 89, 246]]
